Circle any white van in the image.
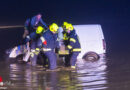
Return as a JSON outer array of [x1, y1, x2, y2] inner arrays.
[[58, 24, 106, 61]]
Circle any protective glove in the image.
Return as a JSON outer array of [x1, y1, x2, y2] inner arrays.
[[35, 48, 40, 55]]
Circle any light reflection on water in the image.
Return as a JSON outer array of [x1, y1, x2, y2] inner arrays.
[[6, 55, 108, 90], [76, 54, 107, 90]]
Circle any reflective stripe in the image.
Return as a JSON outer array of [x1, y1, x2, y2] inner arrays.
[[31, 49, 35, 53], [30, 52, 34, 57], [35, 48, 40, 51], [71, 66, 76, 69], [31, 49, 40, 55], [72, 48, 81, 52], [67, 45, 72, 49], [40, 36, 45, 42], [35, 51, 39, 55], [42, 48, 51, 51], [63, 33, 68, 40], [35, 48, 40, 55], [70, 38, 76, 43]]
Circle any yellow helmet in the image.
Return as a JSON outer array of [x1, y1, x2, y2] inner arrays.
[[62, 22, 68, 30], [66, 23, 74, 31], [36, 26, 44, 34], [63, 22, 68, 26], [49, 23, 59, 33]]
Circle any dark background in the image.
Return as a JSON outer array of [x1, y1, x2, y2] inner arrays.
[[0, 0, 130, 59]]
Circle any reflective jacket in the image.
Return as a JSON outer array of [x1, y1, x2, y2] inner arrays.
[[67, 29, 81, 52], [38, 30, 59, 51]]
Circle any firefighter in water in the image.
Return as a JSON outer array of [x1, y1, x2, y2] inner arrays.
[[37, 23, 60, 71], [23, 13, 48, 66], [65, 23, 81, 69], [62, 22, 69, 46], [61, 22, 70, 67], [25, 26, 46, 66]]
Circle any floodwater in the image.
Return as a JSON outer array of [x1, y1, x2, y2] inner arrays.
[[0, 54, 130, 90], [0, 28, 130, 90], [0, 55, 106, 90]]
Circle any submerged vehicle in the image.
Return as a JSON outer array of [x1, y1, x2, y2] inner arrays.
[[7, 24, 106, 63], [58, 24, 106, 61]]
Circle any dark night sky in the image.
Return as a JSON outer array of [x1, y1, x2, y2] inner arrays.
[[0, 0, 129, 25], [0, 0, 130, 58]]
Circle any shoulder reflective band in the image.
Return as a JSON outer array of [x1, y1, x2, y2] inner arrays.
[[70, 38, 76, 43], [72, 48, 81, 52], [40, 36, 45, 42], [40, 36, 47, 45], [67, 45, 72, 49]]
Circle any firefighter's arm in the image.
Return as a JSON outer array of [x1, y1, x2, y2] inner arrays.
[[23, 19, 30, 38], [40, 36, 47, 45], [24, 19, 30, 31], [67, 37, 76, 50], [23, 29, 29, 38], [25, 32, 37, 42], [40, 19, 48, 29]]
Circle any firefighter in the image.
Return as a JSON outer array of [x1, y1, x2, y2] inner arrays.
[[62, 22, 69, 46], [23, 13, 48, 39], [37, 23, 60, 71], [23, 13, 48, 54], [61, 22, 70, 67], [26, 26, 46, 66], [23, 14, 48, 66], [65, 23, 81, 69]]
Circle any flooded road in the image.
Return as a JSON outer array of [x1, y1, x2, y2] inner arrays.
[[0, 28, 130, 90], [1, 53, 130, 90], [0, 55, 108, 90], [1, 54, 130, 90]]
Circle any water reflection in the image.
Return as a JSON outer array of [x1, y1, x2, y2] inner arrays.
[[7, 54, 107, 90], [76, 54, 108, 90]]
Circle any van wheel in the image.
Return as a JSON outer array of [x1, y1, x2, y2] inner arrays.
[[82, 52, 100, 62]]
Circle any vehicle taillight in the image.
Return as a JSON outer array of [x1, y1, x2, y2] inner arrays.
[[102, 39, 106, 50]]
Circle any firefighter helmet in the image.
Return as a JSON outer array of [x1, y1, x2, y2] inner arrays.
[[49, 23, 59, 33], [66, 23, 74, 31], [36, 26, 44, 34]]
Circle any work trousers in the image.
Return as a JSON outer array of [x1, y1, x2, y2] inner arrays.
[[44, 51, 57, 70], [65, 52, 80, 66]]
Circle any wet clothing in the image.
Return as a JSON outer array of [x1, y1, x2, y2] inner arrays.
[[37, 30, 59, 69], [65, 29, 81, 66], [38, 30, 59, 49]]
